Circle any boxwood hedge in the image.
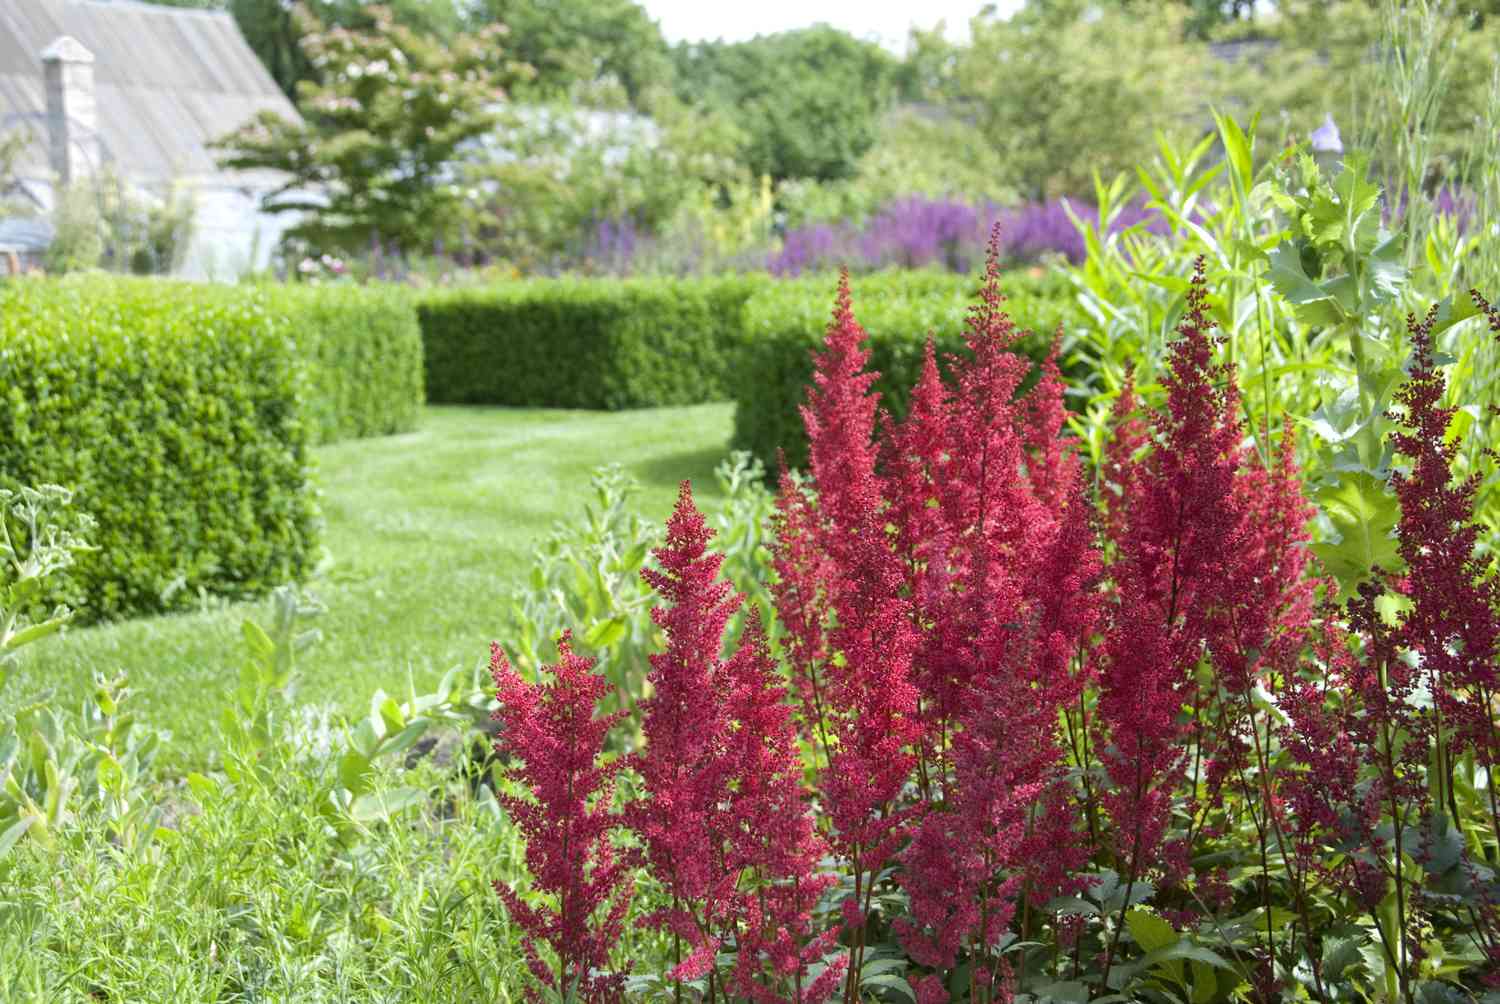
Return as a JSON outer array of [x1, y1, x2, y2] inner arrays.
[[0, 277, 320, 622], [417, 278, 757, 410], [731, 268, 1085, 471], [270, 283, 424, 445]]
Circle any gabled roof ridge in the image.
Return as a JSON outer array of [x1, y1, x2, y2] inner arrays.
[[48, 0, 238, 23]]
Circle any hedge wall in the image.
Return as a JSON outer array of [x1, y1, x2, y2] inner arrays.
[[417, 278, 757, 410], [0, 277, 320, 622], [731, 269, 1085, 471], [269, 284, 424, 445]]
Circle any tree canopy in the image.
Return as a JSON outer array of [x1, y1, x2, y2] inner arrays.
[[671, 26, 900, 183], [213, 5, 527, 252]]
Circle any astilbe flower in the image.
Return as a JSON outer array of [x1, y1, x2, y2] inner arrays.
[[769, 461, 836, 754], [790, 270, 923, 890], [632, 482, 839, 1001], [883, 236, 1101, 984], [1276, 297, 1500, 992], [1391, 299, 1500, 788], [1098, 367, 1147, 550], [1097, 259, 1258, 893], [491, 634, 633, 1003]]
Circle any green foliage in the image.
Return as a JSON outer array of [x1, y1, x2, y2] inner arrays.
[[0, 128, 31, 218], [731, 269, 1083, 471], [671, 25, 900, 183], [7, 404, 738, 765], [1234, 0, 1497, 177], [777, 108, 1020, 230], [503, 465, 661, 750], [0, 594, 538, 999], [0, 485, 92, 688], [265, 282, 425, 444], [417, 277, 756, 409], [213, 5, 528, 253], [42, 183, 104, 276], [1, 673, 165, 860], [216, 0, 471, 98], [38, 170, 197, 277], [464, 99, 749, 272], [221, 584, 492, 847], [503, 454, 777, 751], [0, 277, 320, 622], [477, 0, 674, 107], [943, 0, 1213, 201]]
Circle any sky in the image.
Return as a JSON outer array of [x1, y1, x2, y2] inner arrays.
[[641, 0, 1025, 52]]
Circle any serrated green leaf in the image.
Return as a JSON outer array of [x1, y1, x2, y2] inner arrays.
[[1127, 908, 1179, 952], [1310, 471, 1402, 594]]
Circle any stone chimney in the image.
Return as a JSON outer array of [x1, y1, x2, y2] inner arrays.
[[41, 36, 98, 185]]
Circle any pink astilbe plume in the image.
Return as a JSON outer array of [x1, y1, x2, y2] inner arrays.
[[724, 613, 846, 1003], [633, 482, 839, 1001], [1100, 368, 1146, 547], [491, 634, 633, 1003], [1023, 330, 1081, 511]]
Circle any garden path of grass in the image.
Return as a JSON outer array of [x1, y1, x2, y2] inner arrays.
[[11, 403, 737, 769]]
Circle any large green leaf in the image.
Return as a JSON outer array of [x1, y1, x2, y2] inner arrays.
[[1127, 909, 1179, 953], [1310, 471, 1402, 595]]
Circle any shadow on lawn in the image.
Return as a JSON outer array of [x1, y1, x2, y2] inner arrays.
[[630, 444, 733, 500]]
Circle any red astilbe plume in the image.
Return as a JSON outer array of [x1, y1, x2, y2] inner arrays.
[[1390, 300, 1500, 817], [631, 481, 743, 981], [1096, 260, 1250, 921], [724, 612, 846, 1004], [633, 482, 839, 1000], [770, 461, 836, 756], [1099, 367, 1146, 548], [882, 234, 1102, 985], [1023, 330, 1081, 512], [795, 272, 923, 900], [491, 634, 633, 1003]]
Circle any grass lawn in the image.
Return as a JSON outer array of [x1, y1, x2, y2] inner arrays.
[[10, 402, 737, 770]]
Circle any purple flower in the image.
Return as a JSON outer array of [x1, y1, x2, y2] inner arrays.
[[583, 214, 642, 276], [857, 197, 983, 272], [768, 222, 859, 276], [1311, 114, 1343, 155]]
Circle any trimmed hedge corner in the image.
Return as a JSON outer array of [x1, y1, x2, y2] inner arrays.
[[417, 278, 757, 410], [0, 277, 320, 622], [731, 269, 1084, 471], [268, 283, 424, 444]]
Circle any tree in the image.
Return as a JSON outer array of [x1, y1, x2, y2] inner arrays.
[[475, 0, 674, 109], [213, 5, 528, 253], [136, 0, 470, 99], [948, 0, 1212, 201], [672, 26, 900, 183]]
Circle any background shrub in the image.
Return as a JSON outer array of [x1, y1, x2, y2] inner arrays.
[[732, 268, 1084, 470], [417, 277, 756, 409], [265, 283, 425, 444], [0, 277, 319, 622]]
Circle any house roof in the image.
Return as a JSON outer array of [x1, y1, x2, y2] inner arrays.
[[0, 0, 298, 183]]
